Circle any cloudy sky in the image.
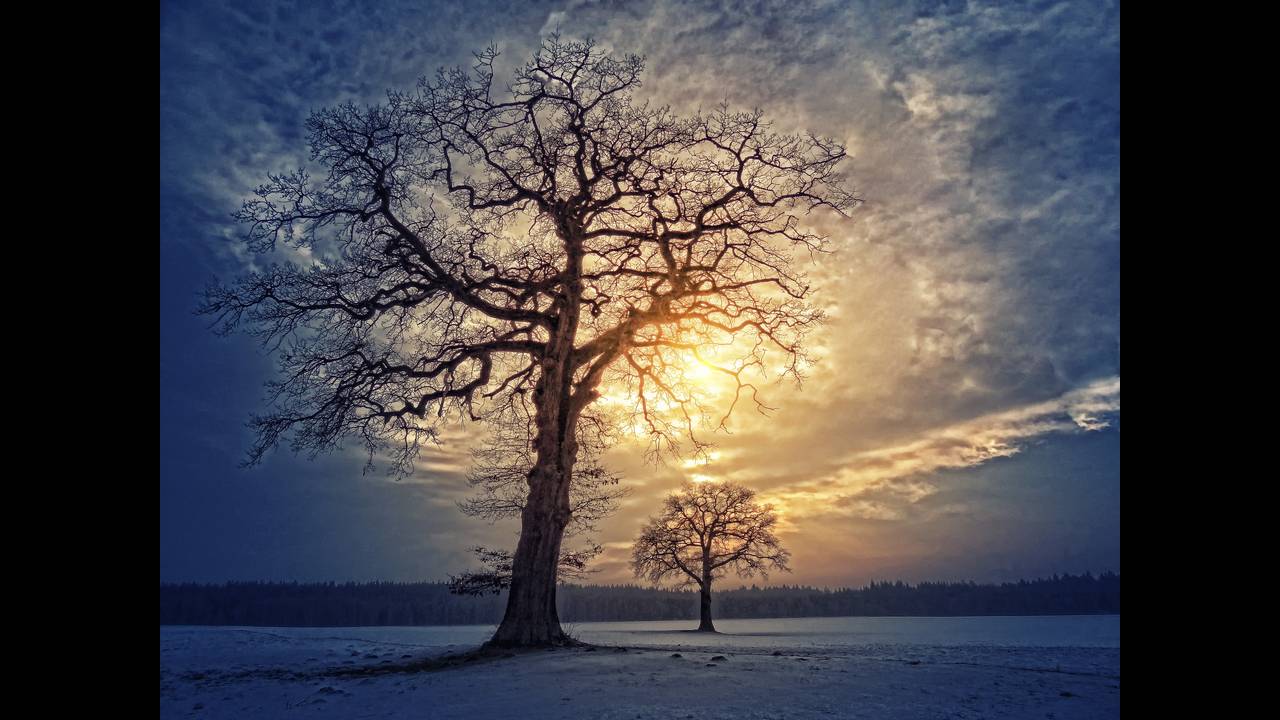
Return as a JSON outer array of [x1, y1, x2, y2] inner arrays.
[[160, 0, 1119, 588]]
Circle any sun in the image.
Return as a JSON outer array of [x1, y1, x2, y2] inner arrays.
[[684, 354, 715, 381]]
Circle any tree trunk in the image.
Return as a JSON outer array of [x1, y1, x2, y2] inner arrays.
[[488, 480, 571, 646], [697, 581, 716, 632], [488, 225, 588, 648], [488, 386, 579, 647]]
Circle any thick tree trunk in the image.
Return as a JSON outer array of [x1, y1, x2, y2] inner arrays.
[[697, 582, 716, 632], [696, 546, 717, 632], [488, 395, 578, 647], [488, 225, 589, 648], [489, 483, 571, 646]]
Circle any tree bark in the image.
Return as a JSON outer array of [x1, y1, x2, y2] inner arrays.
[[488, 480, 571, 646], [488, 361, 580, 646], [489, 228, 586, 648], [488, 388, 578, 646], [697, 573, 716, 632]]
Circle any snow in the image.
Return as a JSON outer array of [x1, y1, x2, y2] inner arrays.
[[160, 616, 1119, 719]]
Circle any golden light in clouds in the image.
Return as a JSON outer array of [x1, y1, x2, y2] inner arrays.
[[580, 374, 1119, 584]]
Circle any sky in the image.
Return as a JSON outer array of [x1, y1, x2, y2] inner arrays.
[[160, 0, 1119, 589]]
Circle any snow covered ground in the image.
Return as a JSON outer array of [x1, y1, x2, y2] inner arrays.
[[160, 616, 1119, 719]]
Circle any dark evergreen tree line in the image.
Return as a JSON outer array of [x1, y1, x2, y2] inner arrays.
[[160, 572, 1118, 627]]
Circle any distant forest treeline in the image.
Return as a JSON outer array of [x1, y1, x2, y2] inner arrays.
[[159, 572, 1118, 626]]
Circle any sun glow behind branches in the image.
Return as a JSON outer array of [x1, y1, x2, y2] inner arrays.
[[594, 333, 806, 467]]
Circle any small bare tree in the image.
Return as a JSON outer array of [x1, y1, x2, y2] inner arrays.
[[632, 480, 790, 632], [200, 35, 855, 647]]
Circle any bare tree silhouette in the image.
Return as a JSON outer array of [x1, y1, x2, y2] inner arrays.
[[632, 480, 790, 632], [200, 35, 856, 647]]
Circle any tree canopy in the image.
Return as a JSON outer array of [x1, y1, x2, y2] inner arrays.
[[201, 35, 858, 474]]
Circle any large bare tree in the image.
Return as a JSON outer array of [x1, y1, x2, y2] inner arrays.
[[200, 35, 857, 647], [632, 480, 790, 632]]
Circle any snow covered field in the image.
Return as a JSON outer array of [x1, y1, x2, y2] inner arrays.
[[160, 616, 1119, 719]]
